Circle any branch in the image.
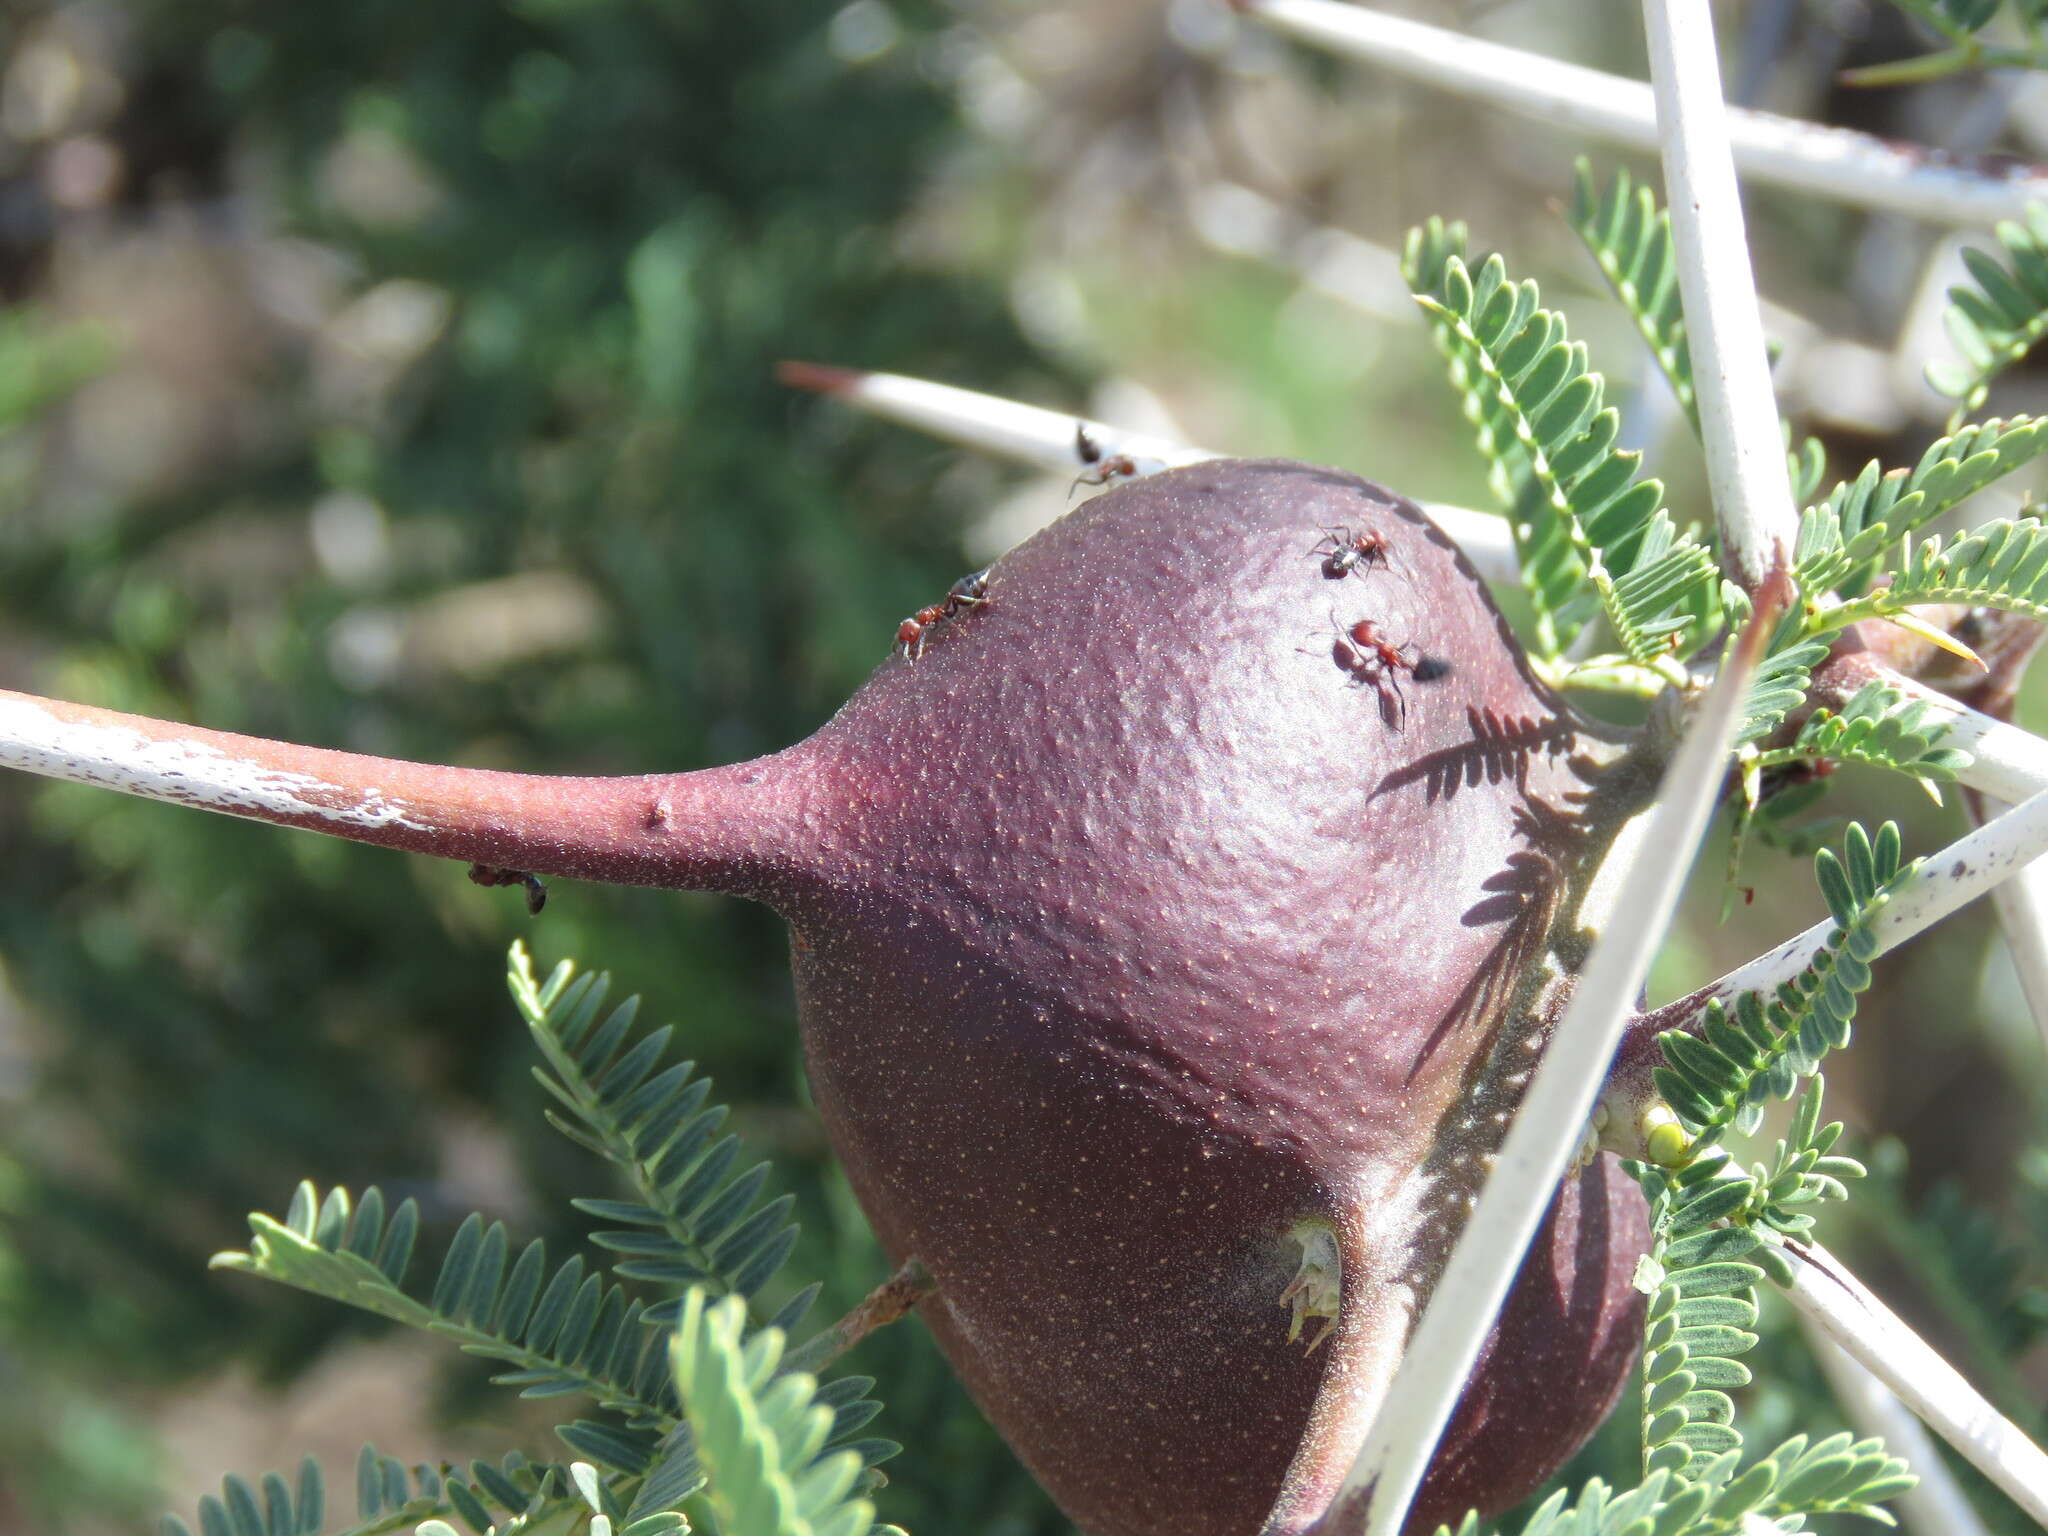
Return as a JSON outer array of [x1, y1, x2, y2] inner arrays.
[[1949, 616, 2048, 1063], [1970, 781, 2048, 1061], [1816, 659, 2048, 805], [1643, 0, 1797, 590], [1604, 650, 2048, 1060], [1607, 776, 2048, 1153], [1803, 1321, 1995, 1536], [0, 688, 799, 895], [1729, 777, 2048, 990], [776, 362, 1522, 585], [1782, 1242, 2048, 1528], [1235, 0, 2048, 225], [775, 361, 1202, 480], [782, 1257, 936, 1374], [1320, 581, 1785, 1536]]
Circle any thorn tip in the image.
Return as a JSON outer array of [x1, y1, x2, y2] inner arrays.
[[775, 360, 864, 396]]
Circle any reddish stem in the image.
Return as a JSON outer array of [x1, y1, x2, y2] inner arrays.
[[0, 687, 813, 898]]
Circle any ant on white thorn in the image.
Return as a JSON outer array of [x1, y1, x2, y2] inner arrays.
[[1071, 423, 1140, 496]]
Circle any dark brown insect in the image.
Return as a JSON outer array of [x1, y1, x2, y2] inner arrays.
[[1312, 524, 1392, 580], [947, 566, 991, 610], [897, 566, 994, 661], [1072, 423, 1139, 495], [468, 862, 548, 914]]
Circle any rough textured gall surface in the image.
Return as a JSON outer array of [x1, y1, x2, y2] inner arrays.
[[756, 461, 1648, 1536], [0, 457, 1648, 1536]]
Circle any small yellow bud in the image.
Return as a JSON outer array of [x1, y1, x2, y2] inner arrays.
[[1642, 1103, 1694, 1168]]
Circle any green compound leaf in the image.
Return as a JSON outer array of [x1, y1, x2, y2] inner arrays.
[[1430, 1422, 1911, 1533], [1734, 612, 1829, 749], [159, 1449, 611, 1536], [1826, 516, 2048, 635], [1756, 681, 1971, 799], [1567, 161, 1695, 431], [1403, 235, 1711, 666], [509, 942, 804, 1313], [1568, 161, 1828, 518], [197, 944, 894, 1536], [1795, 415, 2048, 599], [1657, 823, 1909, 1146], [673, 1290, 880, 1536], [1633, 1151, 1766, 1480], [213, 1184, 682, 1429], [1930, 205, 2048, 426]]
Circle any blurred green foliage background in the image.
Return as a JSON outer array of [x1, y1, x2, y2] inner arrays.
[[0, 1, 2043, 1533], [0, 2, 1065, 1528]]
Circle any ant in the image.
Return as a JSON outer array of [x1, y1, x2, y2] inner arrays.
[[1326, 613, 1417, 725], [468, 863, 548, 915], [948, 566, 992, 610], [896, 602, 948, 661], [1071, 423, 1139, 496], [1311, 525, 1392, 581], [896, 565, 992, 661]]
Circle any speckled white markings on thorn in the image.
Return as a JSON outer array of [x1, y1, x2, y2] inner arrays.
[[0, 699, 428, 831]]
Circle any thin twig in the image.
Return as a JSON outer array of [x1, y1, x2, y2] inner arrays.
[[1951, 618, 2048, 1062], [1803, 1319, 1995, 1536], [1603, 760, 2048, 1157], [1660, 781, 2048, 1028], [1716, 662, 2048, 1003], [1781, 1242, 2048, 1527], [775, 362, 1205, 479], [782, 1257, 936, 1374], [1236, 0, 2048, 226], [1323, 582, 1786, 1536], [1610, 662, 2048, 1048], [776, 363, 1521, 583], [1643, 0, 1798, 589]]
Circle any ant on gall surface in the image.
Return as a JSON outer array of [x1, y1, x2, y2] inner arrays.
[[1310, 525, 1391, 581], [1071, 423, 1139, 496], [947, 567, 991, 610], [896, 603, 949, 661], [1325, 613, 1417, 726], [896, 566, 993, 661]]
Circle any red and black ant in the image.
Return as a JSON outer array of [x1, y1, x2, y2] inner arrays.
[[1324, 613, 1417, 725], [1071, 423, 1139, 496], [896, 566, 992, 661], [1311, 525, 1392, 581], [896, 602, 949, 661]]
